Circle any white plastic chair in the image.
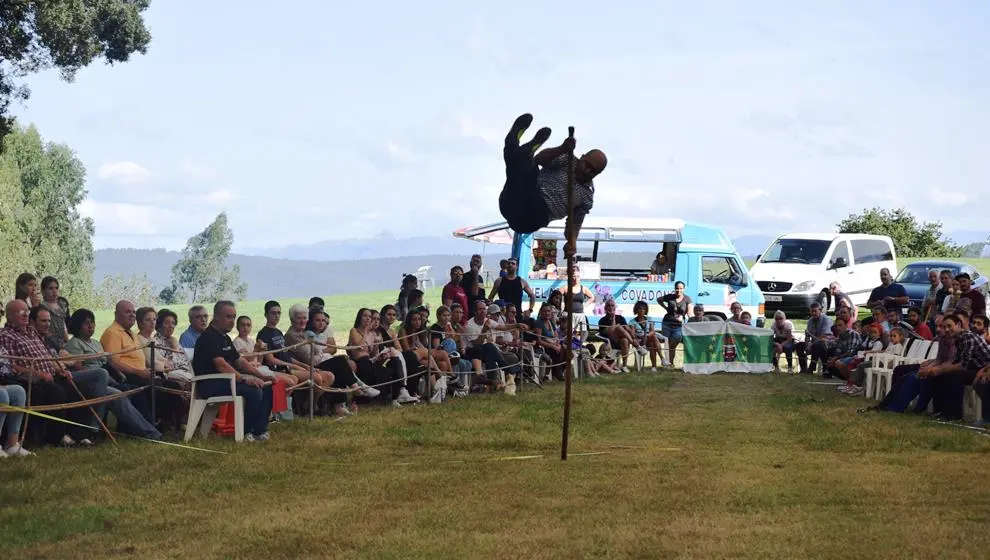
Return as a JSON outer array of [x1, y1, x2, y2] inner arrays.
[[184, 373, 244, 443], [414, 266, 434, 289], [964, 386, 984, 422]]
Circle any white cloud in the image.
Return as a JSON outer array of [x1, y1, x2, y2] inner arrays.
[[96, 161, 152, 186]]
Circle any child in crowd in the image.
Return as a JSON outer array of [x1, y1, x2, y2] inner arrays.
[[839, 323, 885, 395]]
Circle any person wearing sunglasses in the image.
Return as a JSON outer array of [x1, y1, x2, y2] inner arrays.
[[498, 113, 607, 258]]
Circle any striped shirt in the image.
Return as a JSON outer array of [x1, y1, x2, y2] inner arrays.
[[537, 154, 594, 221]]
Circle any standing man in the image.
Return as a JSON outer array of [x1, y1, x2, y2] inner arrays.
[[193, 300, 275, 442], [488, 257, 535, 316], [866, 268, 909, 313], [461, 254, 485, 319], [956, 272, 987, 317], [442, 266, 470, 324], [498, 113, 607, 257]]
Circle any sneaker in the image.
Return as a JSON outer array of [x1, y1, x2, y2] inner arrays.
[[361, 385, 381, 399], [504, 374, 516, 396], [244, 433, 256, 442], [79, 438, 94, 447], [847, 386, 865, 396], [4, 444, 33, 457], [391, 399, 403, 408], [397, 387, 420, 404], [650, 367, 658, 373], [59, 435, 76, 447], [335, 405, 353, 417], [257, 432, 271, 442], [621, 366, 630, 373]]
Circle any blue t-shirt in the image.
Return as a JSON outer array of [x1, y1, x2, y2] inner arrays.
[[179, 327, 202, 349], [869, 283, 908, 312]]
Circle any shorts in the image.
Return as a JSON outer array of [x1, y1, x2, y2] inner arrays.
[[661, 323, 683, 342]]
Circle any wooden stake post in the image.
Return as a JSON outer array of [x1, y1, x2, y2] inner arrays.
[[561, 125, 576, 461]]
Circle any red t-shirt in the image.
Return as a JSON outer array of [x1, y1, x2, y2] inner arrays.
[[913, 322, 933, 340], [963, 290, 986, 317], [442, 283, 469, 323]]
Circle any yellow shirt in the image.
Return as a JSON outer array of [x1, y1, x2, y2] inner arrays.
[[99, 322, 146, 371]]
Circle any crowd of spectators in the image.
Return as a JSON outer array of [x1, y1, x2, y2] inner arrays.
[[769, 268, 989, 425], [3, 262, 989, 457]]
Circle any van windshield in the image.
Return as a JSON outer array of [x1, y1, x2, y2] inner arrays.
[[760, 239, 831, 265]]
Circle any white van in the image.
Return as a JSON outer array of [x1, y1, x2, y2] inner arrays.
[[749, 233, 896, 315]]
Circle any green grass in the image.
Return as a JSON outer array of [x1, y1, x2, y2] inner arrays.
[[3, 372, 990, 558]]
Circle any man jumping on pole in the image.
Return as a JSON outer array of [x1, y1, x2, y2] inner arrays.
[[499, 113, 607, 257]]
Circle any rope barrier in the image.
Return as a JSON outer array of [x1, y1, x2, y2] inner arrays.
[[0, 385, 148, 413]]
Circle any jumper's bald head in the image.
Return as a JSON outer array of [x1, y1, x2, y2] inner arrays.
[[577, 149, 607, 183]]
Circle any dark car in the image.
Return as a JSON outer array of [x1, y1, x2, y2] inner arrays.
[[894, 260, 988, 313]]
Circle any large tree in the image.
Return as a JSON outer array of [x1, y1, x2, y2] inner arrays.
[[0, 124, 95, 303], [0, 0, 152, 139], [169, 212, 247, 304], [837, 207, 962, 258]]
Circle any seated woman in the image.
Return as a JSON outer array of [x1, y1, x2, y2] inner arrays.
[[533, 303, 565, 381], [284, 304, 372, 418], [348, 308, 411, 407], [150, 309, 194, 391], [631, 301, 665, 371], [132, 306, 186, 430], [598, 299, 648, 372], [377, 304, 424, 403], [398, 308, 451, 399], [727, 302, 746, 324]]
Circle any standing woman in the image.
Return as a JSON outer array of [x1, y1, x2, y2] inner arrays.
[[396, 274, 419, 322], [39, 276, 69, 351], [658, 281, 692, 367], [14, 273, 40, 309], [557, 265, 595, 340]]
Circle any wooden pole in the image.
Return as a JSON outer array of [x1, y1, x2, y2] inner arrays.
[[561, 125, 576, 461]]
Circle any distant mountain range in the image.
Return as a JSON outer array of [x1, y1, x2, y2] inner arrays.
[[95, 229, 989, 299]]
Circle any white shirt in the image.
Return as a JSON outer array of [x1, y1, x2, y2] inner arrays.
[[462, 317, 497, 348]]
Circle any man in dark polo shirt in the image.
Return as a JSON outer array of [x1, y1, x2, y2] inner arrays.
[[866, 268, 909, 313], [193, 300, 275, 442]]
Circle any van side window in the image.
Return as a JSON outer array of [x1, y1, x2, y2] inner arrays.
[[850, 239, 893, 264], [830, 241, 850, 268], [702, 256, 744, 285]]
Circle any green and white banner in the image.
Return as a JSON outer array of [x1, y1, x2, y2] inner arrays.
[[682, 321, 774, 374]]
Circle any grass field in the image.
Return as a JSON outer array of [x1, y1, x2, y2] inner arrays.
[[3, 371, 990, 558]]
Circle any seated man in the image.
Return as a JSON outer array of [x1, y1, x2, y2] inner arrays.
[[921, 313, 990, 421], [499, 113, 607, 256], [180, 306, 209, 349], [192, 300, 276, 442], [795, 302, 834, 373], [824, 319, 862, 384]]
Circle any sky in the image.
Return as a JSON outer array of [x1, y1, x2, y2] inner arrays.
[[10, 0, 990, 253]]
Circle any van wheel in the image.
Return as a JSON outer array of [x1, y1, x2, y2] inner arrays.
[[815, 290, 830, 311]]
